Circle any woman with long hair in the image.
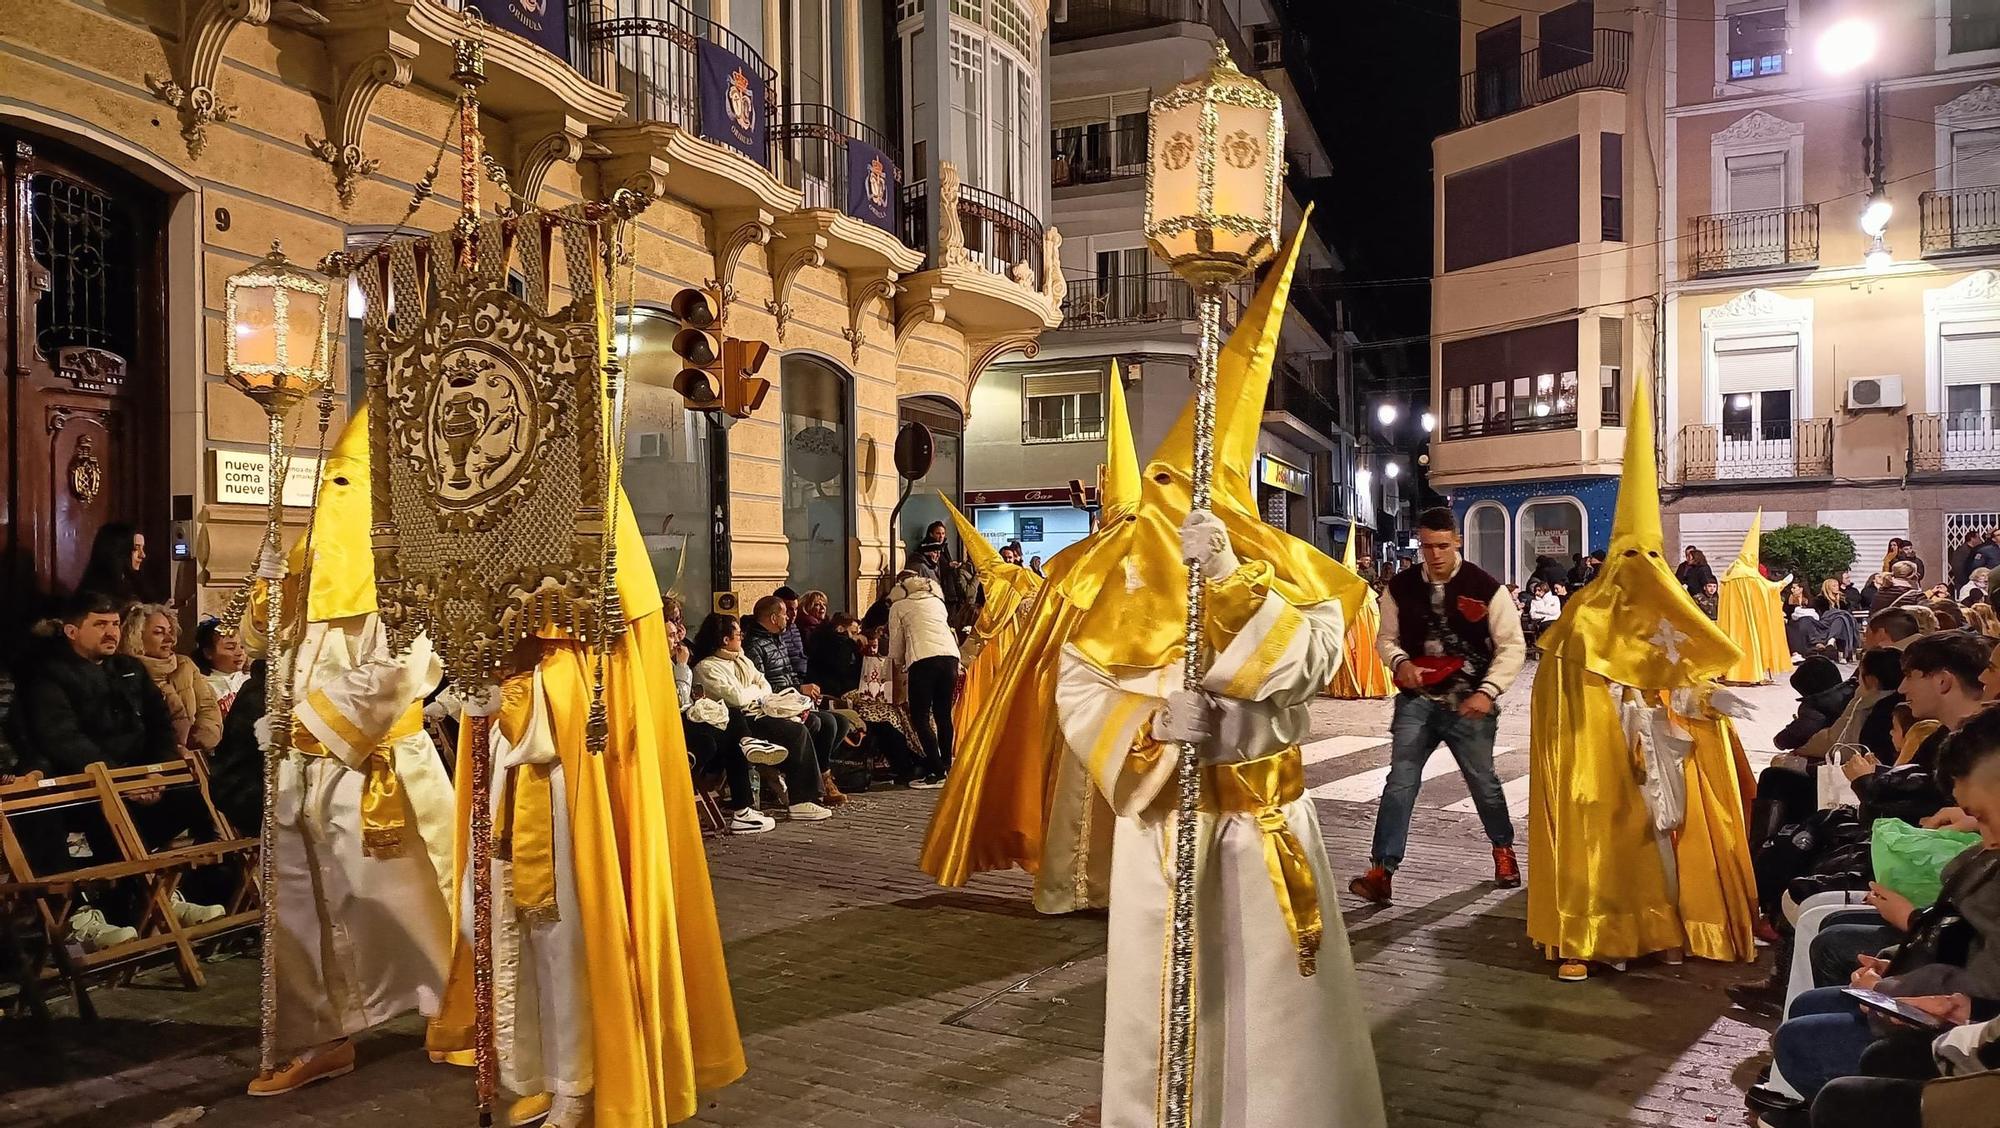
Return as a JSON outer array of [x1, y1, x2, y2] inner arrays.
[[690, 613, 832, 821], [1676, 546, 1716, 596], [121, 603, 220, 754], [76, 522, 150, 612]]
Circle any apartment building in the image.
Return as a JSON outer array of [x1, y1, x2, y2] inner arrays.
[[1436, 0, 2000, 580], [1661, 0, 2000, 568], [961, 0, 1364, 562], [0, 0, 1059, 627], [1430, 0, 1654, 585]]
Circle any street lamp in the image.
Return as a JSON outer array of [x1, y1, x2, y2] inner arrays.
[[221, 241, 334, 1079], [1376, 403, 1398, 427], [1420, 411, 1436, 433], [1865, 235, 1893, 273], [1819, 19, 1892, 261], [1816, 18, 1877, 75], [1143, 42, 1282, 1128], [1384, 461, 1402, 479]]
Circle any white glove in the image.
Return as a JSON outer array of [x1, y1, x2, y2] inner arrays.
[[256, 540, 287, 581], [1179, 511, 1239, 581], [1706, 686, 1756, 720], [460, 687, 504, 718], [1152, 689, 1215, 747], [253, 714, 273, 753]]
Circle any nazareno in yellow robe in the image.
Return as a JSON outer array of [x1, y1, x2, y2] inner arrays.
[[1527, 383, 1757, 965], [430, 496, 745, 1125], [1328, 589, 1391, 699], [1716, 512, 1792, 685]]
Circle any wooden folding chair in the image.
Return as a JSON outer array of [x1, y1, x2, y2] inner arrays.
[[92, 760, 261, 949]]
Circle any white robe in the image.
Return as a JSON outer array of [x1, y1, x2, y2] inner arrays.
[[458, 669, 593, 1099], [275, 614, 456, 1054], [1056, 590, 1386, 1128]]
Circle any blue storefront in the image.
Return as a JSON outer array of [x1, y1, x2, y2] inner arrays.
[[1446, 476, 1620, 586]]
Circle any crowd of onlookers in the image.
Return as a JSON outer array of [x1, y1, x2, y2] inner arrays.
[[1727, 579, 2000, 1127]]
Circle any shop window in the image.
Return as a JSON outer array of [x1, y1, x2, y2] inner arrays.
[[782, 355, 854, 609], [619, 306, 716, 609]]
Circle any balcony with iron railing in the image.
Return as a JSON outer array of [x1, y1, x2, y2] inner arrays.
[[1920, 186, 2000, 256], [1687, 205, 1820, 277], [902, 180, 1046, 291], [1911, 411, 2000, 474], [1023, 415, 1106, 444], [773, 102, 903, 233], [1457, 29, 1632, 129], [1055, 0, 1209, 41], [1052, 124, 1147, 187], [1678, 418, 1833, 481], [582, 2, 780, 176]]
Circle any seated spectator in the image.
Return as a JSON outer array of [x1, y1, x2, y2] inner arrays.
[[207, 658, 266, 837], [1962, 567, 1991, 608], [671, 615, 773, 835], [1774, 656, 1852, 753], [74, 521, 152, 615], [1840, 634, 1999, 825], [1525, 581, 1560, 647], [744, 595, 853, 803], [124, 603, 220, 756], [10, 591, 225, 944], [887, 571, 960, 789], [1787, 588, 1840, 662], [1931, 598, 1969, 632], [1969, 602, 2000, 641], [772, 586, 812, 679], [1876, 561, 1927, 610], [796, 589, 830, 639], [1768, 705, 2000, 1128], [807, 612, 865, 701], [191, 618, 251, 714], [1791, 610, 1926, 764], [691, 613, 831, 822]]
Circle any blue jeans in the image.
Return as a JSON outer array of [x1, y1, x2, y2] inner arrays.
[[1810, 917, 1903, 989], [1775, 986, 1877, 1100], [1369, 692, 1513, 870]]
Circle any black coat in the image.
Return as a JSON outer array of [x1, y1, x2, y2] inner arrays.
[[1774, 681, 1854, 751], [741, 620, 804, 691], [13, 645, 177, 774], [1676, 561, 1717, 595], [807, 630, 863, 700], [207, 659, 267, 836]]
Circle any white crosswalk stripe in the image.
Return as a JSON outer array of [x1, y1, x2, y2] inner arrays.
[[1299, 735, 1383, 766], [1444, 773, 1533, 817], [1308, 746, 1515, 804]]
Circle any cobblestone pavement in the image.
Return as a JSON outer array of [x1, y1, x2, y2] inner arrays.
[[0, 662, 1802, 1128]]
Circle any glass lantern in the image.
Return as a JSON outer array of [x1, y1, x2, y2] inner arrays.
[[224, 242, 333, 411], [1144, 43, 1285, 292]]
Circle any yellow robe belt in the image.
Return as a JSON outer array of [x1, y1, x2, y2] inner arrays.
[[292, 703, 424, 857], [495, 762, 560, 925], [1204, 748, 1321, 977]]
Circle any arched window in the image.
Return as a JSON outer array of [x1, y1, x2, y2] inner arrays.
[[897, 395, 963, 555], [618, 306, 717, 608], [1516, 497, 1588, 586], [1465, 502, 1510, 583], [782, 355, 854, 608]]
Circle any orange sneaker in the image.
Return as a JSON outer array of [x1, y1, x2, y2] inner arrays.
[[246, 1039, 356, 1097], [1493, 846, 1521, 888], [1347, 866, 1393, 904]]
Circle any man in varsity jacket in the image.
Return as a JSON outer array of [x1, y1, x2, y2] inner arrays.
[[1349, 506, 1526, 904]]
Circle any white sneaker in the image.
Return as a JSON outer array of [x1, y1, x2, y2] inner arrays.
[[172, 891, 227, 928], [787, 801, 834, 822], [741, 739, 789, 766], [728, 808, 777, 834], [909, 775, 948, 790], [66, 907, 139, 953]]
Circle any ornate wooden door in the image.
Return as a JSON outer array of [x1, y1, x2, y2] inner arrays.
[[1, 133, 168, 626]]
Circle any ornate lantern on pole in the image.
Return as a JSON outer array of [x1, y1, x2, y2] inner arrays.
[[221, 241, 334, 1078], [1142, 42, 1283, 1128]]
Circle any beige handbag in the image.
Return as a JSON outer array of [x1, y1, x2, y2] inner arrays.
[[1923, 1070, 2000, 1127]]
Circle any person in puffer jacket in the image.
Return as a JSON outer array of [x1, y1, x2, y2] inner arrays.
[[887, 571, 960, 788]]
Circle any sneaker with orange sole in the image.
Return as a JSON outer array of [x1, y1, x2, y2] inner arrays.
[[246, 1038, 356, 1097]]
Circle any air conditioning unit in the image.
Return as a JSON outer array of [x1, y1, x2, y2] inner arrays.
[[1845, 374, 1906, 412]]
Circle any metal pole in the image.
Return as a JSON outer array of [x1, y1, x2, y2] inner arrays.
[[1162, 287, 1222, 1128], [255, 407, 288, 1075]]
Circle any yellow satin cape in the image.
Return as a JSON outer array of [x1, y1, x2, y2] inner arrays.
[[1716, 509, 1791, 684], [430, 497, 746, 1125], [943, 496, 1043, 735], [1671, 699, 1761, 962], [1527, 382, 1753, 964], [1329, 592, 1391, 699]]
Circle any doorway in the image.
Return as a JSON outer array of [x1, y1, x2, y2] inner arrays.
[[1, 130, 170, 627]]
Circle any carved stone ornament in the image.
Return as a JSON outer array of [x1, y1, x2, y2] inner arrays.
[[361, 213, 614, 691], [1929, 268, 2000, 309], [68, 437, 104, 505], [57, 347, 129, 394], [305, 45, 414, 209], [765, 233, 827, 342], [1710, 110, 1805, 148], [1700, 287, 1808, 326], [145, 0, 273, 159], [937, 160, 968, 269], [843, 272, 898, 362], [707, 211, 775, 328], [969, 333, 1040, 389], [1042, 226, 1067, 309], [1939, 84, 2000, 124]]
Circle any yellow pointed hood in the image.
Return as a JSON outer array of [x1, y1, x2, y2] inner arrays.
[[288, 407, 378, 623], [1535, 381, 1740, 689], [1062, 220, 1367, 675], [1341, 518, 1358, 569], [1722, 509, 1766, 582], [941, 493, 1001, 579], [1100, 361, 1140, 524]]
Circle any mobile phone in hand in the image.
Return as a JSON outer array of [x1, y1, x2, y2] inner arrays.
[[1842, 988, 1952, 1030]]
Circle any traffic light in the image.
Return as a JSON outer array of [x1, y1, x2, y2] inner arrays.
[[720, 337, 771, 419], [669, 287, 723, 409]]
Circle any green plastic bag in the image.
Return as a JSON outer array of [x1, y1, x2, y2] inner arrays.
[[1871, 819, 1982, 908]]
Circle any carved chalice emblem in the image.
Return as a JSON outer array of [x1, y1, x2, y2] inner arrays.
[[1162, 131, 1196, 171], [1222, 130, 1262, 170]]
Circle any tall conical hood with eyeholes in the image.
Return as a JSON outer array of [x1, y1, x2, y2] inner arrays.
[[1533, 380, 1740, 689]]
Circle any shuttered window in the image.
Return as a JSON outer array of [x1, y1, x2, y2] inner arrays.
[[1726, 152, 1786, 213], [1953, 128, 2000, 188], [1715, 337, 1798, 393]]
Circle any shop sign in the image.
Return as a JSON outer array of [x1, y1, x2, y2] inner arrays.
[[213, 449, 321, 507], [964, 486, 1099, 506], [1258, 455, 1308, 495]]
